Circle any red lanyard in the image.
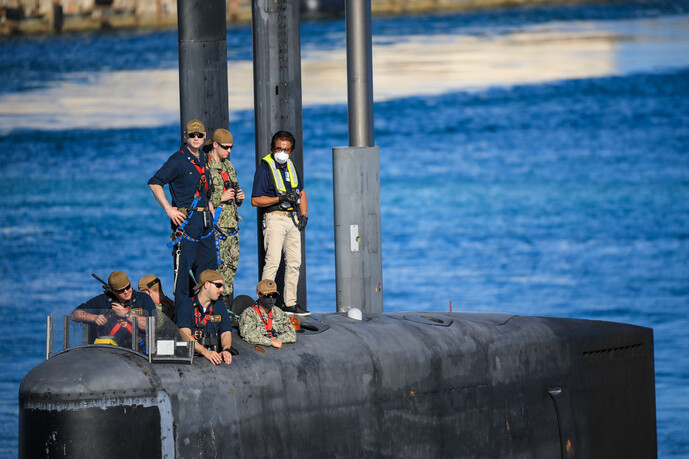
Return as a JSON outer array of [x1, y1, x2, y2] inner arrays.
[[252, 305, 274, 336]]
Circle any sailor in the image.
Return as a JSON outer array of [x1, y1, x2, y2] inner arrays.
[[148, 119, 217, 315], [138, 274, 175, 321], [239, 279, 296, 348], [251, 130, 310, 316], [71, 270, 156, 346], [205, 128, 244, 307], [177, 269, 233, 365]]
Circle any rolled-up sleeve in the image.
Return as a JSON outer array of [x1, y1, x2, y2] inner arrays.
[[148, 154, 180, 187]]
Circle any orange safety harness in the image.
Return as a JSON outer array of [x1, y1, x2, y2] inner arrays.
[[183, 149, 210, 208], [186, 149, 210, 194], [220, 170, 230, 189], [105, 305, 147, 354], [194, 303, 214, 340], [168, 150, 213, 249], [108, 306, 132, 336]]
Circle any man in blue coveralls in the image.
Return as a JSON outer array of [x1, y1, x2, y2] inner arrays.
[[177, 269, 233, 365], [71, 270, 156, 346], [148, 119, 217, 315]]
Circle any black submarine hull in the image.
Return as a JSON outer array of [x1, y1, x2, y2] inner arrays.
[[19, 311, 656, 457]]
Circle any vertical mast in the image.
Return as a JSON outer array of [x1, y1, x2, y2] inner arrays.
[[177, 0, 229, 138], [252, 0, 307, 308], [333, 0, 383, 314]]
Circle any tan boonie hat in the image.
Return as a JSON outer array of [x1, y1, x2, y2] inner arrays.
[[212, 128, 233, 145], [185, 119, 205, 134], [256, 279, 278, 295], [193, 269, 223, 292], [138, 274, 159, 292], [108, 271, 130, 290]]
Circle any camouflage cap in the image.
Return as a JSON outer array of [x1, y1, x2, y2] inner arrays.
[[138, 274, 160, 292], [185, 119, 205, 134], [256, 279, 278, 295], [107, 271, 130, 290], [212, 128, 233, 145], [193, 269, 223, 292]]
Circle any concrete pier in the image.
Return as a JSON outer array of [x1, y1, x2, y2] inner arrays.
[[1, 0, 614, 36]]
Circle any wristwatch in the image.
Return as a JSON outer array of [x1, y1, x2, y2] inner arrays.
[[125, 312, 130, 319]]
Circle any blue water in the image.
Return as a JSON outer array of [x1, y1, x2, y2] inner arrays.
[[2, 1, 689, 457]]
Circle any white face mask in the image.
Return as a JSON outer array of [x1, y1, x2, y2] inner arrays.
[[274, 151, 289, 164]]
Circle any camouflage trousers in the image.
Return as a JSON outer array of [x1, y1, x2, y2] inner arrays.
[[216, 231, 239, 297]]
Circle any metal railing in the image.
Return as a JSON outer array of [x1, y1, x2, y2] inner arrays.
[[45, 311, 194, 364]]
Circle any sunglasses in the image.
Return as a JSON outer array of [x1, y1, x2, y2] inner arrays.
[[210, 281, 224, 288], [218, 144, 233, 150], [275, 147, 291, 152], [262, 293, 278, 298], [113, 284, 131, 294], [188, 133, 204, 139]]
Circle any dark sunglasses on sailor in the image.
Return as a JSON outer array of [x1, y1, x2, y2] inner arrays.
[[210, 282, 224, 288], [188, 133, 204, 139], [218, 144, 233, 150], [262, 293, 278, 299], [113, 284, 131, 294]]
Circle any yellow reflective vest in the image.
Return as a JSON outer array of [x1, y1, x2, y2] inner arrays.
[[261, 154, 299, 194]]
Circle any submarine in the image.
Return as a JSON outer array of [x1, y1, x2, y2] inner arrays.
[[21, 309, 655, 457], [19, 0, 657, 457]]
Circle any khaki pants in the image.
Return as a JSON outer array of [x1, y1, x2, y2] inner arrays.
[[262, 212, 301, 307]]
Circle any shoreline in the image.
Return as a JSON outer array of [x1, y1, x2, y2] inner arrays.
[[5, 12, 689, 133], [1, 0, 612, 38]]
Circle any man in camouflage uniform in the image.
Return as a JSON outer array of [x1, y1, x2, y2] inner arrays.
[[206, 129, 244, 307], [239, 279, 296, 348]]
